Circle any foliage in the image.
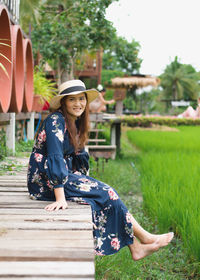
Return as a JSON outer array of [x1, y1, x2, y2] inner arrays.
[[0, 159, 24, 175], [15, 140, 34, 153], [19, 0, 40, 34], [127, 126, 200, 261], [31, 0, 118, 82], [93, 129, 200, 279], [160, 56, 200, 101], [103, 36, 142, 74], [101, 69, 124, 86], [34, 67, 57, 102], [118, 115, 200, 127], [0, 129, 7, 161]]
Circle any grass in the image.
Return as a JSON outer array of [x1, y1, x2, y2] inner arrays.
[[15, 140, 34, 157], [0, 140, 33, 175], [90, 126, 200, 279], [127, 126, 200, 261]]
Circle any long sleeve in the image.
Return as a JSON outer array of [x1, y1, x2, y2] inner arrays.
[[44, 113, 68, 188]]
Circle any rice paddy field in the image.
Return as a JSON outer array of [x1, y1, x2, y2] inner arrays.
[[127, 126, 200, 261]]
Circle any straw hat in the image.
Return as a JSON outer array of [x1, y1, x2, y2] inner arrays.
[[50, 79, 99, 110]]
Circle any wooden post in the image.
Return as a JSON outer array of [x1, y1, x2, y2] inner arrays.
[[111, 124, 116, 146], [27, 112, 35, 140], [111, 122, 121, 153], [113, 88, 126, 116], [6, 113, 15, 154], [115, 100, 123, 116]]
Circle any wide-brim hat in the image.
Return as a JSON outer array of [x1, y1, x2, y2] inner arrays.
[[50, 79, 100, 110]]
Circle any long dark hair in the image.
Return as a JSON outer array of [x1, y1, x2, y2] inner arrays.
[[60, 95, 90, 152]]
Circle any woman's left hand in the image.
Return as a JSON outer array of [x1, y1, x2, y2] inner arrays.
[[45, 200, 68, 211]]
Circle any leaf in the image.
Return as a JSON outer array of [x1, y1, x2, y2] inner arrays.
[[0, 62, 9, 77]]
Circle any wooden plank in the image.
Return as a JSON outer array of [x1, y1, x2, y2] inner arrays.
[[0, 180, 27, 183], [1, 277, 94, 280], [87, 144, 116, 149], [0, 208, 91, 215], [88, 139, 106, 143], [0, 113, 10, 122], [0, 195, 32, 202], [0, 203, 91, 209], [0, 214, 92, 221], [0, 239, 93, 249], [0, 221, 93, 230], [0, 261, 95, 277], [0, 248, 94, 261], [0, 200, 90, 208], [0, 191, 28, 195], [0, 186, 27, 192], [0, 229, 93, 240], [0, 176, 27, 180], [89, 128, 104, 132], [0, 198, 91, 210], [0, 182, 27, 187]]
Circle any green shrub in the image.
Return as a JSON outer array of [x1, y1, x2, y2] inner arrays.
[[118, 115, 200, 127], [0, 129, 7, 160], [34, 66, 57, 103]]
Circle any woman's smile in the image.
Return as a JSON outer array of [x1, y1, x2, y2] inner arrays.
[[65, 93, 87, 119]]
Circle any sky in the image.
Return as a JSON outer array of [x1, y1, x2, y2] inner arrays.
[[106, 0, 200, 77]]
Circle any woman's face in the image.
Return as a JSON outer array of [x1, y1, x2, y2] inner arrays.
[[65, 93, 87, 119]]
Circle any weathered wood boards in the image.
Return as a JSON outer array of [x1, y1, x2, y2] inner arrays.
[[0, 261, 95, 277], [0, 169, 95, 279]]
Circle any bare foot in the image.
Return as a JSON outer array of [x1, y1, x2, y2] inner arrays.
[[139, 232, 174, 245], [129, 233, 174, 261]]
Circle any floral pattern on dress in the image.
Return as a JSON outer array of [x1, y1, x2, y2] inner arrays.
[[73, 178, 98, 192], [34, 153, 43, 162], [51, 114, 64, 142], [110, 237, 120, 251], [35, 129, 46, 149], [31, 168, 43, 187], [70, 197, 88, 204], [108, 188, 119, 200]]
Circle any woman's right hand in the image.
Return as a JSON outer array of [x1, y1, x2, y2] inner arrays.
[[45, 200, 68, 211]]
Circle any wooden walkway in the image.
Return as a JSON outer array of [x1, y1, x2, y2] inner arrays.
[[0, 158, 95, 279]]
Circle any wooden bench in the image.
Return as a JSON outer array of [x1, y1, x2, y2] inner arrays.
[[0, 158, 95, 279], [87, 145, 116, 160], [88, 114, 117, 162]]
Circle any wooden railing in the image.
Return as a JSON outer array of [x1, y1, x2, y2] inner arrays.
[[0, 0, 20, 23]]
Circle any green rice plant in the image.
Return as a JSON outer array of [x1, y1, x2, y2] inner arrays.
[[127, 126, 200, 260]]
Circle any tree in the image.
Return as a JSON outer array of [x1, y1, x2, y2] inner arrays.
[[160, 56, 200, 101], [103, 36, 142, 74], [31, 0, 118, 84], [20, 0, 41, 34]]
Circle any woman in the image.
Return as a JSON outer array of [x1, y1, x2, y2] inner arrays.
[[27, 79, 173, 260], [89, 84, 115, 113]]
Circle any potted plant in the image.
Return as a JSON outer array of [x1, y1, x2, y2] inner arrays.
[[32, 66, 57, 112]]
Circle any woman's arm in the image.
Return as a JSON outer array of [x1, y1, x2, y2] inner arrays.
[[45, 187, 68, 211]]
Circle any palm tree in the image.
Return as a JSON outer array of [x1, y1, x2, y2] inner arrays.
[[160, 56, 200, 101]]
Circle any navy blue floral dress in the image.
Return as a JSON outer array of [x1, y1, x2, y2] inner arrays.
[[27, 111, 134, 255]]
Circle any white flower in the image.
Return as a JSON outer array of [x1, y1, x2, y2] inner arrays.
[[96, 238, 103, 249], [78, 183, 91, 192], [55, 129, 64, 142]]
